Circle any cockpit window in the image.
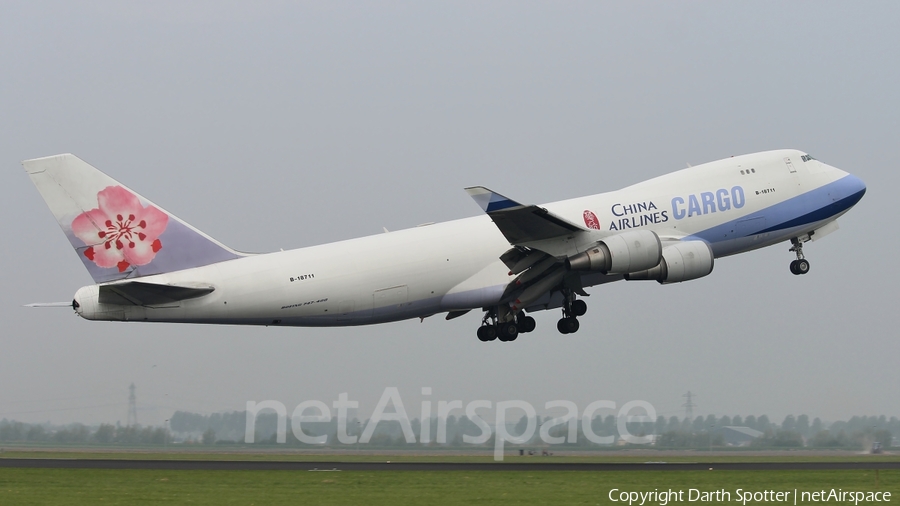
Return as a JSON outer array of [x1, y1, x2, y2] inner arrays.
[[801, 154, 816, 162]]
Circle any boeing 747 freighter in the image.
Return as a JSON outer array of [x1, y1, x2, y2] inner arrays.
[[22, 150, 865, 341]]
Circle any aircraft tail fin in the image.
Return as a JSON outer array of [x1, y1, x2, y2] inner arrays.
[[22, 154, 243, 283]]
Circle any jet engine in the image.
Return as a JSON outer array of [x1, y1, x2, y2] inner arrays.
[[624, 240, 714, 284], [566, 229, 662, 274]]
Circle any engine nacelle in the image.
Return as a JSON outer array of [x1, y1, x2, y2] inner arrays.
[[567, 230, 662, 274], [624, 240, 714, 284]]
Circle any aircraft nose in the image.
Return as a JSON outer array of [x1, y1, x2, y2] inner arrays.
[[835, 172, 867, 212], [846, 173, 867, 199]]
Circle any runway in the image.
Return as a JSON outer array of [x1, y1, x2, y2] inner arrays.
[[2, 459, 899, 471]]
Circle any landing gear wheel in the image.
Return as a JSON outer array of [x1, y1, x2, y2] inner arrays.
[[498, 323, 519, 342], [517, 315, 536, 333], [477, 325, 497, 342], [557, 317, 579, 334], [789, 259, 810, 275], [571, 300, 587, 317], [789, 237, 810, 276]]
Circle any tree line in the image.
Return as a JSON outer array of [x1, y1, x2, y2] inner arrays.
[[0, 421, 169, 445], [3, 412, 894, 450]]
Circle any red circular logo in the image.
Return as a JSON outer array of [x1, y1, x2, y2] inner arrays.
[[583, 210, 601, 230]]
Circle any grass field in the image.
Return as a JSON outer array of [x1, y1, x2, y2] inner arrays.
[[0, 468, 896, 505], [1, 450, 898, 505]]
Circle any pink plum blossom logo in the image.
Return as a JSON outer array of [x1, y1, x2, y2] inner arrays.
[[71, 186, 169, 273]]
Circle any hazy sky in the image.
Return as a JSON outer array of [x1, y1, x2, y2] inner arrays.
[[2, 1, 898, 428]]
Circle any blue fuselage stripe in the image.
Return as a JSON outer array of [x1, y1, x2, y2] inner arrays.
[[754, 189, 865, 235], [691, 175, 866, 244]]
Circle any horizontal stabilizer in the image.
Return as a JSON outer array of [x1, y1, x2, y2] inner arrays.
[[99, 281, 215, 306], [465, 186, 584, 244]]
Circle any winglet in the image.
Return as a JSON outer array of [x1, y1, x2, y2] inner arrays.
[[465, 186, 524, 213]]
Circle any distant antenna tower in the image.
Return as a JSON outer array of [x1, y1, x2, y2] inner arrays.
[[682, 391, 696, 421], [127, 383, 138, 427]]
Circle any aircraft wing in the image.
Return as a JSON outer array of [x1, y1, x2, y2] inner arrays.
[[98, 281, 215, 306], [465, 186, 598, 313], [464, 186, 585, 244]]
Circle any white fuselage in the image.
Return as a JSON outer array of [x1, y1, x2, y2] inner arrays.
[[73, 149, 865, 326]]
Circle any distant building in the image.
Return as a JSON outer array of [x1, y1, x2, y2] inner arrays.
[[721, 426, 763, 446]]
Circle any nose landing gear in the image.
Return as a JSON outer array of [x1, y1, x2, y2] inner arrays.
[[789, 237, 811, 275]]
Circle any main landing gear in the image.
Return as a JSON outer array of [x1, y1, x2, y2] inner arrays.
[[476, 308, 536, 342], [557, 292, 587, 335], [789, 237, 811, 275], [474, 292, 587, 341]]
